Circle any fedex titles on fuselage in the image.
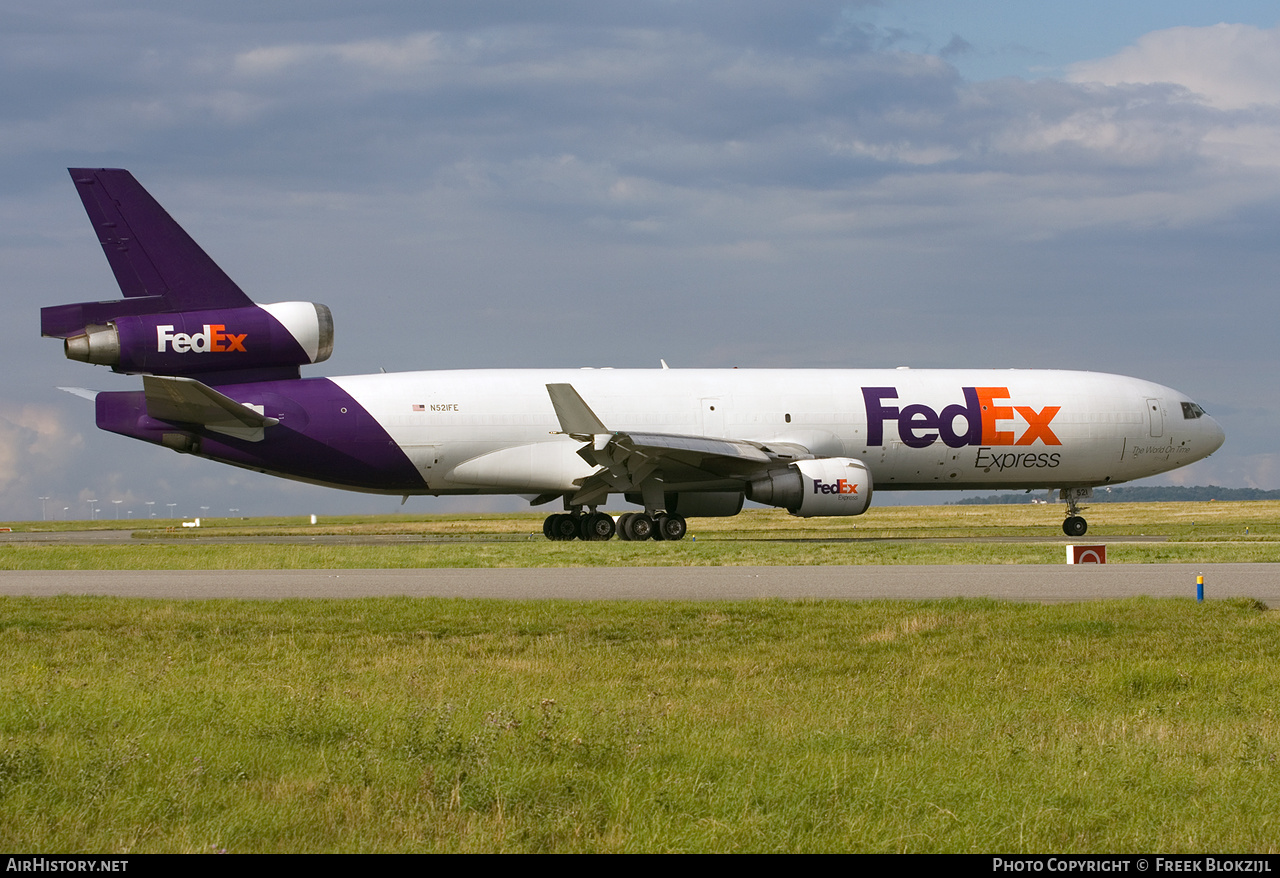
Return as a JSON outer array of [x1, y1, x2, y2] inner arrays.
[[863, 386, 1063, 470]]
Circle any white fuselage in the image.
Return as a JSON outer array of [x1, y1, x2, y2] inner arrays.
[[329, 367, 1224, 496], [51, 170, 1226, 530]]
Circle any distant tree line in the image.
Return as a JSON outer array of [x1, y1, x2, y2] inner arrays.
[[953, 486, 1280, 505]]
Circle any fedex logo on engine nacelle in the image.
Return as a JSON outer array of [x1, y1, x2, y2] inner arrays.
[[156, 324, 247, 354], [863, 386, 1061, 449], [813, 479, 859, 495]]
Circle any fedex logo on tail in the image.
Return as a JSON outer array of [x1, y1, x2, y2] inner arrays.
[[157, 324, 247, 354], [814, 479, 859, 495], [863, 387, 1061, 449]]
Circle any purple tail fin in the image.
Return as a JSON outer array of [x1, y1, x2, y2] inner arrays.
[[42, 169, 253, 338], [43, 169, 334, 384]]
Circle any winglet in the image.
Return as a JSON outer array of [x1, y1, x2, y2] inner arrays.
[[546, 383, 611, 443]]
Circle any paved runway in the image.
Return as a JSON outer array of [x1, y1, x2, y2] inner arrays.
[[1, 564, 1275, 603]]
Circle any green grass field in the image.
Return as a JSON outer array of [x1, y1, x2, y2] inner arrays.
[[3, 501, 1279, 569], [10, 498, 1278, 539], [2, 502, 1278, 852], [2, 596, 1278, 852]]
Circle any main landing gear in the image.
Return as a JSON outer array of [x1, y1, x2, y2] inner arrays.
[[542, 509, 687, 541]]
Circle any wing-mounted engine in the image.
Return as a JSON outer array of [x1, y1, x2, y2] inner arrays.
[[747, 458, 873, 517], [543, 382, 873, 527]]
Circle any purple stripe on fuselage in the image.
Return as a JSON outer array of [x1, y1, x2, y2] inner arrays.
[[96, 377, 425, 493]]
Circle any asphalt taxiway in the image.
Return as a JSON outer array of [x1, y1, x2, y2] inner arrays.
[[3, 529, 1272, 603], [2, 564, 1276, 603]]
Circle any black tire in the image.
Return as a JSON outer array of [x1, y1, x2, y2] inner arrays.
[[616, 513, 634, 541], [582, 512, 616, 541], [628, 513, 654, 541], [1063, 516, 1088, 537], [659, 513, 687, 541], [552, 514, 580, 541]]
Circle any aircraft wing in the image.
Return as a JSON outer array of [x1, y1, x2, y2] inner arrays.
[[143, 374, 279, 442], [546, 383, 810, 506]]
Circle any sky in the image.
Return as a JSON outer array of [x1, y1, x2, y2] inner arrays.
[[2, 1, 1278, 522]]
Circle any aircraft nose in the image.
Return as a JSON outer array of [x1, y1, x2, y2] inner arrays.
[[1205, 416, 1226, 454]]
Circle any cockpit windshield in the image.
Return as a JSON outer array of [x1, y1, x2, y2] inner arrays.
[[1181, 402, 1206, 419]]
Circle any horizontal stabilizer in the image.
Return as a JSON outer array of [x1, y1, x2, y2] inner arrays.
[[42, 296, 169, 340], [143, 374, 278, 442], [57, 386, 99, 401]]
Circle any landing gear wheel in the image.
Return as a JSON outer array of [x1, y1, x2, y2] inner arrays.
[[551, 514, 580, 541], [616, 513, 634, 541], [657, 513, 687, 541], [1063, 516, 1088, 537], [581, 512, 616, 541], [626, 513, 655, 541]]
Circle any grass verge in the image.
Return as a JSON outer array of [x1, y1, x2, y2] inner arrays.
[[2, 502, 1279, 568], [3, 539, 1280, 569], [1, 596, 1278, 852]]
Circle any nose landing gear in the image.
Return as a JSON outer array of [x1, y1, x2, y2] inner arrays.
[[1060, 487, 1093, 537]]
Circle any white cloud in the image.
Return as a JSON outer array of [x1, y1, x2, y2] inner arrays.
[[0, 404, 85, 518], [235, 32, 445, 78], [1068, 23, 1280, 111], [4, 8, 1279, 512], [1162, 453, 1280, 492], [1062, 25, 1280, 174], [825, 137, 961, 166]]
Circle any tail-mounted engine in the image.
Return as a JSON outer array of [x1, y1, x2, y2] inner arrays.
[[51, 301, 333, 377], [746, 457, 873, 517], [42, 168, 336, 383]]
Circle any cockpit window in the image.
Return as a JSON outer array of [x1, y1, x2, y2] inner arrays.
[[1181, 402, 1205, 419]]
